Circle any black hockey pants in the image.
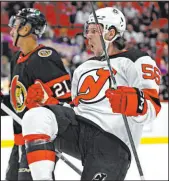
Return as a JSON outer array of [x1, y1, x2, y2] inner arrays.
[[47, 105, 131, 180]]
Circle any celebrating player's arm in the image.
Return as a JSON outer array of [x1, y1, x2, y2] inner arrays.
[[106, 51, 161, 122]]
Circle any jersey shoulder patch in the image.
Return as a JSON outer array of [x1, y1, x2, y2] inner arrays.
[[38, 49, 52, 57], [28, 46, 65, 72]]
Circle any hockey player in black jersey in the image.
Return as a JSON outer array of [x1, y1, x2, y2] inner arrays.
[[4, 8, 71, 180], [21, 7, 161, 180]]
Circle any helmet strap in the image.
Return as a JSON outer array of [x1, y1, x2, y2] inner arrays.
[[14, 24, 34, 46], [14, 34, 20, 47], [100, 31, 120, 56], [14, 23, 23, 47]]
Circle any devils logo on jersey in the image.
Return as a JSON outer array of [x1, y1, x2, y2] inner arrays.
[[10, 75, 27, 113], [74, 68, 117, 105]]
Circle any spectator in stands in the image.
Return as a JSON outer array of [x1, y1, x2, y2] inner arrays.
[[75, 4, 90, 24], [72, 2, 84, 11], [57, 28, 71, 44], [123, 2, 138, 20], [124, 24, 139, 44], [130, 17, 140, 32], [113, 2, 123, 11], [61, 2, 77, 24], [5, 2, 34, 18], [141, 7, 152, 26], [156, 32, 167, 58], [158, 2, 168, 18]]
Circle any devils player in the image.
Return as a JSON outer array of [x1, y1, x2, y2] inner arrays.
[[21, 7, 161, 180], [5, 8, 71, 180]]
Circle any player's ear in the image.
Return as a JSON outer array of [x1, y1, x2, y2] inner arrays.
[[107, 28, 116, 41], [19, 23, 31, 36], [104, 28, 116, 41]]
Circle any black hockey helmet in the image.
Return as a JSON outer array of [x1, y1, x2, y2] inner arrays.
[[8, 8, 47, 38]]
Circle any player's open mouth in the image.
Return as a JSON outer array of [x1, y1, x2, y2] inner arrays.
[[89, 44, 94, 50]]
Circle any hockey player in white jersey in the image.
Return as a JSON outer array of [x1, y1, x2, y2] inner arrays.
[[21, 7, 161, 180]]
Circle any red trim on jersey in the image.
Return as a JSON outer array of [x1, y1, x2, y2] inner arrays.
[[142, 88, 161, 115], [17, 44, 45, 64], [160, 100, 168, 102], [45, 74, 71, 99], [14, 133, 25, 145], [27, 150, 55, 165], [45, 74, 71, 87]]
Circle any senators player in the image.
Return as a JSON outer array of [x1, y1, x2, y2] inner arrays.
[[5, 8, 71, 180]]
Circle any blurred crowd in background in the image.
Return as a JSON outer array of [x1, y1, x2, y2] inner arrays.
[[1, 1, 168, 100]]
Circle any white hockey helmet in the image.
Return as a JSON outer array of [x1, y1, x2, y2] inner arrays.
[[84, 7, 126, 42]]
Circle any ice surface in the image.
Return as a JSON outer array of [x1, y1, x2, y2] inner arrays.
[[1, 144, 168, 180]]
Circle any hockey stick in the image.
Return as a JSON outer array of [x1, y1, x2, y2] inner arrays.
[[1, 102, 82, 176], [90, 2, 145, 180]]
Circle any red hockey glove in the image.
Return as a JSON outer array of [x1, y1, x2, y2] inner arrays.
[[105, 86, 148, 116], [26, 80, 59, 109]]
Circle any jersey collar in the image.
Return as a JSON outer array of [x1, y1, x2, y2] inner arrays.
[[17, 44, 44, 64]]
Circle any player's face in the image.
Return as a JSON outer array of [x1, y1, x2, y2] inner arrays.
[[86, 24, 104, 57], [9, 19, 21, 46]]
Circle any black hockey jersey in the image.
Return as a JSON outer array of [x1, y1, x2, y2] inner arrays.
[[10, 44, 71, 119]]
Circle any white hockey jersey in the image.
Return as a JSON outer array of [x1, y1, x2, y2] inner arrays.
[[72, 48, 161, 148]]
